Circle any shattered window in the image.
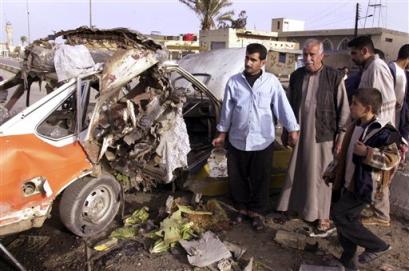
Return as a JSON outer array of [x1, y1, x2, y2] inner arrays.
[[36, 79, 96, 139], [172, 76, 197, 97], [171, 72, 210, 98], [37, 92, 77, 139]]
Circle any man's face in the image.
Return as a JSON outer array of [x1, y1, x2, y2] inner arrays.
[[303, 44, 324, 72], [350, 96, 370, 120], [350, 47, 367, 66], [244, 52, 265, 75]]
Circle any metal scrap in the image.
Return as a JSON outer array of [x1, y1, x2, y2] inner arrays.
[[179, 231, 232, 268]]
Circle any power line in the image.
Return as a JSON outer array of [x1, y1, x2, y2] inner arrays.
[[306, 0, 351, 26]]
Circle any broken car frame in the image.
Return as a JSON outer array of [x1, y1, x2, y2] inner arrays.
[[0, 27, 221, 237]]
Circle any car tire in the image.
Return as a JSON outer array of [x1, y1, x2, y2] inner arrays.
[[59, 175, 121, 237]]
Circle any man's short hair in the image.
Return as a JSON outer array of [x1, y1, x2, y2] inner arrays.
[[353, 88, 383, 114], [398, 44, 409, 60], [348, 36, 375, 53], [303, 38, 324, 54], [246, 43, 267, 60]]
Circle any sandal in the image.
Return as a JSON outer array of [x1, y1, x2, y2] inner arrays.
[[251, 216, 265, 231], [358, 245, 392, 264], [309, 220, 336, 238]]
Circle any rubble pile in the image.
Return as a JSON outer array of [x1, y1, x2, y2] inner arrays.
[[1, 26, 167, 111], [24, 27, 164, 76], [92, 66, 190, 191]]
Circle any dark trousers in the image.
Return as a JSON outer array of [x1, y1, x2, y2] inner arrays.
[[227, 142, 273, 215], [331, 190, 389, 265]]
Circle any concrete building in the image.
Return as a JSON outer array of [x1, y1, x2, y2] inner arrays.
[[273, 18, 409, 62], [199, 28, 299, 51], [271, 18, 304, 32], [148, 32, 200, 60]]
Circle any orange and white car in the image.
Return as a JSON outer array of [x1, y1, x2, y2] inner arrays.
[[0, 45, 220, 237]]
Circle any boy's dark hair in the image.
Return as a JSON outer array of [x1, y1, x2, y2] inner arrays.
[[348, 36, 375, 53], [398, 44, 409, 60], [246, 43, 267, 60], [353, 88, 383, 114]]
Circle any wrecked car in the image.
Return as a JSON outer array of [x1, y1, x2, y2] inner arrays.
[[0, 27, 220, 237], [0, 28, 294, 239]]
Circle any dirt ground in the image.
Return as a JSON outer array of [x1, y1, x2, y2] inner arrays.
[[1, 66, 409, 271], [1, 188, 409, 271]]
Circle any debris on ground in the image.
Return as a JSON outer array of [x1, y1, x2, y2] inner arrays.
[[7, 235, 50, 253], [185, 199, 231, 233], [179, 231, 231, 267], [148, 204, 203, 253], [93, 237, 119, 252], [243, 257, 253, 271], [124, 206, 149, 226], [379, 263, 395, 271], [298, 264, 341, 271], [274, 230, 342, 257], [223, 241, 246, 260]]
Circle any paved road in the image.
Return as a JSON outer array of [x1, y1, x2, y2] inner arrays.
[[0, 58, 46, 114], [0, 57, 21, 68]]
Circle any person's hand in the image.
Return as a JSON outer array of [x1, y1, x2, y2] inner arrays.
[[281, 129, 289, 147], [212, 133, 226, 148], [334, 142, 342, 155], [287, 131, 299, 147], [354, 141, 368, 157]]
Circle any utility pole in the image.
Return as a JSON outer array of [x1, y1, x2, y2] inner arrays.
[[354, 2, 373, 37], [89, 0, 92, 28], [26, 0, 31, 43], [354, 3, 359, 37]]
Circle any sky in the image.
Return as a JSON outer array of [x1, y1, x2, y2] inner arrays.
[[0, 0, 408, 45]]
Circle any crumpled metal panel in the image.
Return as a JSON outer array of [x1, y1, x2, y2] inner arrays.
[[100, 48, 158, 99], [83, 62, 190, 191]]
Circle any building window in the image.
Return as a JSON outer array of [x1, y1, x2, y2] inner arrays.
[[385, 38, 393, 42], [322, 39, 333, 52], [338, 38, 349, 51], [279, 52, 286, 63], [277, 21, 281, 30], [210, 41, 226, 50]]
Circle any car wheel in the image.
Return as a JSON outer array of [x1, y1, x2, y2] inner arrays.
[[59, 175, 121, 237]]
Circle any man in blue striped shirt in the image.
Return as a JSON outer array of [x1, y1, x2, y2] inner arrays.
[[212, 43, 299, 230]]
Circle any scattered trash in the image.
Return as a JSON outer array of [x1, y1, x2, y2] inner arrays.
[[124, 206, 149, 226], [185, 199, 231, 233], [208, 148, 228, 178], [179, 231, 231, 267], [299, 264, 342, 271], [217, 258, 232, 271], [223, 241, 246, 260], [7, 235, 50, 253], [110, 227, 138, 239], [380, 263, 395, 271], [94, 237, 118, 252], [148, 204, 198, 253], [243, 257, 253, 271], [165, 195, 174, 214]]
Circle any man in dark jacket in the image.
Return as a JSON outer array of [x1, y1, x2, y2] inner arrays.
[[277, 38, 350, 236]]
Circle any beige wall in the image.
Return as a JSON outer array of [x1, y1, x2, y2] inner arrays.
[[199, 28, 299, 52], [265, 51, 299, 77], [376, 31, 409, 61], [277, 28, 409, 62]]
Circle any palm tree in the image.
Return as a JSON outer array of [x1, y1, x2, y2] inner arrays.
[[20, 36, 28, 46], [179, 0, 234, 31]]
